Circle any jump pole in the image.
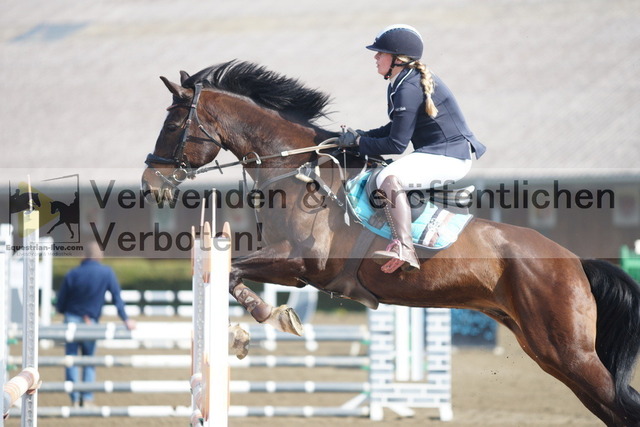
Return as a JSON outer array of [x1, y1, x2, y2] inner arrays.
[[21, 181, 40, 427], [1, 228, 6, 426], [190, 192, 230, 427], [2, 182, 41, 426]]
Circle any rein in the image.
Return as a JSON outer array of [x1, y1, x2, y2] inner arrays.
[[193, 139, 340, 176]]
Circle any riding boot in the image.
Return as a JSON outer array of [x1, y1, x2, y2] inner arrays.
[[371, 176, 420, 273]]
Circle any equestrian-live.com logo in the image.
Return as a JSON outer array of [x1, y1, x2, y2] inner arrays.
[[8, 174, 80, 243]]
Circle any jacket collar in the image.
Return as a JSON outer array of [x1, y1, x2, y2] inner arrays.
[[389, 67, 413, 91]]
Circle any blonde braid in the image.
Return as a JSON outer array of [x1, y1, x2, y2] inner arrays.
[[398, 56, 438, 118], [413, 61, 438, 118]]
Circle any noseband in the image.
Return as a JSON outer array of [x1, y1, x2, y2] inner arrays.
[[144, 82, 228, 186]]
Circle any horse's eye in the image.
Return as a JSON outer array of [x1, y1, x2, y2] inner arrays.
[[166, 123, 179, 132]]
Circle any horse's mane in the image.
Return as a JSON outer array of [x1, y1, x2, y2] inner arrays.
[[182, 60, 332, 124]]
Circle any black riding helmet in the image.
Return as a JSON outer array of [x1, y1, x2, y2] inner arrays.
[[366, 24, 424, 61]]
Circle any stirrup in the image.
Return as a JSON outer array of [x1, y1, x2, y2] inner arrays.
[[372, 239, 418, 274]]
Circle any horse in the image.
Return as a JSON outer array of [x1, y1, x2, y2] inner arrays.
[[48, 199, 79, 238], [141, 60, 640, 425]]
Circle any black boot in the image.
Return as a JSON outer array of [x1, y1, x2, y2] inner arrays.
[[371, 176, 420, 273]]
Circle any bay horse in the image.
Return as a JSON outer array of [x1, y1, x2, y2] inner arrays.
[[141, 60, 640, 425]]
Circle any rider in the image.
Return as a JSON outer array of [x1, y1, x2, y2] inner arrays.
[[339, 24, 486, 274]]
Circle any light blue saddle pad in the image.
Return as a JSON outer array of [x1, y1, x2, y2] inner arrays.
[[345, 171, 473, 250]]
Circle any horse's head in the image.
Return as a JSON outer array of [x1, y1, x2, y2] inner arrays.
[[49, 201, 57, 214], [142, 61, 334, 204], [142, 74, 226, 204]]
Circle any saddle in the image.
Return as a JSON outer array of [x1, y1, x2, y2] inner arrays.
[[349, 168, 474, 250], [293, 161, 475, 310]]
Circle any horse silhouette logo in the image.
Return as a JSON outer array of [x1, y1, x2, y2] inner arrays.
[[47, 191, 80, 239], [9, 189, 41, 214], [9, 174, 81, 242]]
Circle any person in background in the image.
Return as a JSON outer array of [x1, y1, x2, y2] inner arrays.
[[339, 24, 486, 273], [55, 242, 136, 408]]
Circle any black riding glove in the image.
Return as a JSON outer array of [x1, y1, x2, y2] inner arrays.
[[338, 127, 360, 148]]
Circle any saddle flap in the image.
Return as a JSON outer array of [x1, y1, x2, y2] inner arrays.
[[345, 170, 474, 250]]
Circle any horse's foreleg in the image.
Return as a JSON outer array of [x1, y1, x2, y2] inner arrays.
[[229, 241, 307, 336], [233, 281, 304, 336], [228, 324, 250, 359]]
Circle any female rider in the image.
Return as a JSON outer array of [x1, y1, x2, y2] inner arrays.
[[339, 24, 486, 274]]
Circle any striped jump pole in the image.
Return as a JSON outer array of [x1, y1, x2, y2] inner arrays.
[[21, 186, 41, 427], [2, 185, 42, 427], [368, 305, 453, 421]]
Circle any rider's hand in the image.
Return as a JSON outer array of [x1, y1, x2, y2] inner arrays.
[[338, 127, 360, 148]]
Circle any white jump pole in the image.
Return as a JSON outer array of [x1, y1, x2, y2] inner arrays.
[[394, 306, 410, 381], [190, 193, 230, 427], [410, 307, 425, 381], [20, 179, 40, 427], [2, 180, 42, 426], [206, 221, 231, 426], [1, 226, 6, 426]]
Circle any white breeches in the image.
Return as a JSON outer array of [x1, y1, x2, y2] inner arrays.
[[375, 151, 472, 190]]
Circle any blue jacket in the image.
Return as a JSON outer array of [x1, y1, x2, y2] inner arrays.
[[55, 259, 128, 322], [359, 68, 486, 160]]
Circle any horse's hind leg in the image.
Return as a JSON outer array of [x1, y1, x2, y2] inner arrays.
[[537, 348, 620, 424], [524, 338, 621, 424], [65, 222, 75, 239], [509, 293, 625, 424]]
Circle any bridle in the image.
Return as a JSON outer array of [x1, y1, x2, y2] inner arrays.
[[144, 81, 344, 191], [144, 82, 228, 185]]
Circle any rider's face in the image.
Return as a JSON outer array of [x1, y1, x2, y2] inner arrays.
[[374, 52, 393, 76]]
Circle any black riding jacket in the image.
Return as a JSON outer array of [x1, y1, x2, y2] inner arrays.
[[359, 68, 486, 160]]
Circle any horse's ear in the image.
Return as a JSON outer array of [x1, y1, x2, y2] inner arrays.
[[160, 76, 190, 99], [179, 70, 190, 85]]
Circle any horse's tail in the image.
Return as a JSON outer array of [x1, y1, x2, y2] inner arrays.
[[582, 258, 640, 421]]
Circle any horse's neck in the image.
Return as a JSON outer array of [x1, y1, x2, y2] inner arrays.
[[229, 125, 321, 171]]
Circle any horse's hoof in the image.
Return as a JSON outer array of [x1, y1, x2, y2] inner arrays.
[[265, 305, 304, 336], [228, 324, 250, 360]]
